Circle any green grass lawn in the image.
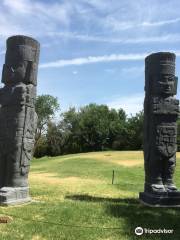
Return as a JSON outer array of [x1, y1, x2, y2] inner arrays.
[[0, 151, 180, 239]]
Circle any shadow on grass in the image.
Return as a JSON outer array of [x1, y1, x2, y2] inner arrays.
[[65, 194, 138, 204], [66, 194, 180, 239]]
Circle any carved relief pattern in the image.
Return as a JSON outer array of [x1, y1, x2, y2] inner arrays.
[[0, 36, 40, 188], [143, 52, 179, 194]]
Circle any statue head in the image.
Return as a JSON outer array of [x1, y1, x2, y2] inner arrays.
[[2, 35, 40, 86], [145, 52, 177, 96]]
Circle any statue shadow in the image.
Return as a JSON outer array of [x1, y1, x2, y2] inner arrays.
[[65, 194, 138, 204], [66, 194, 180, 239]]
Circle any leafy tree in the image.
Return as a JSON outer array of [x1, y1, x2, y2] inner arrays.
[[60, 107, 82, 153], [78, 104, 111, 151], [46, 121, 62, 156], [109, 108, 128, 150], [35, 94, 59, 147], [126, 111, 144, 150], [34, 99, 144, 157], [34, 135, 48, 158]]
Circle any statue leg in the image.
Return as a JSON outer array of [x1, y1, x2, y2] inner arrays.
[[163, 155, 177, 192], [145, 153, 166, 193], [5, 140, 28, 187]]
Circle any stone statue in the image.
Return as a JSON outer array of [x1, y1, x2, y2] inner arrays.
[[0, 35, 40, 205], [139, 52, 180, 206]]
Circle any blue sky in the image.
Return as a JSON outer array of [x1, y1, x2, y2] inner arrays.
[[0, 0, 180, 115]]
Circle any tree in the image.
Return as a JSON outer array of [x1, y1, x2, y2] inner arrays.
[[34, 99, 145, 157], [35, 94, 59, 146], [47, 107, 82, 155], [126, 111, 144, 150], [46, 121, 62, 156], [78, 104, 111, 151], [33, 135, 48, 158], [110, 108, 128, 150]]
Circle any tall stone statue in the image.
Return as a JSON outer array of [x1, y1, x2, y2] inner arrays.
[[0, 35, 40, 205], [139, 52, 180, 206]]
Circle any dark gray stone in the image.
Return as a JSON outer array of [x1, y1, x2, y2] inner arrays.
[[139, 52, 180, 207], [0, 187, 31, 205], [0, 35, 40, 205], [139, 191, 180, 207]]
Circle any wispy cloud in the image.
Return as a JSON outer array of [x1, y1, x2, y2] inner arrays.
[[104, 68, 116, 74], [128, 34, 180, 44], [107, 94, 144, 116], [46, 31, 180, 45], [0, 0, 180, 47], [3, 0, 31, 14], [0, 0, 73, 38], [0, 0, 180, 115], [105, 17, 180, 31], [121, 66, 144, 74], [142, 17, 180, 27], [104, 66, 143, 76], [72, 70, 78, 75], [40, 50, 180, 69], [40, 53, 147, 69]]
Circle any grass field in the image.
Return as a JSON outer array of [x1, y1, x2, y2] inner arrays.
[[0, 151, 180, 239]]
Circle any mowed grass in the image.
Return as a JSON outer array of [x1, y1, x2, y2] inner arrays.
[[0, 151, 180, 239]]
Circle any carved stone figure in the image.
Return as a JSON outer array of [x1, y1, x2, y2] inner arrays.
[[139, 52, 180, 206], [0, 35, 40, 205]]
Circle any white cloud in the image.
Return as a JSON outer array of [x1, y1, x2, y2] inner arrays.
[[127, 34, 180, 44], [102, 1, 180, 34], [81, 0, 110, 11], [107, 94, 144, 116], [39, 50, 180, 69], [121, 66, 144, 74], [3, 0, 31, 14], [0, 0, 73, 39], [40, 53, 147, 68], [72, 71, 78, 75], [0, 0, 180, 47], [46, 31, 180, 45], [105, 17, 180, 31], [104, 68, 116, 74], [0, 0, 180, 64], [142, 17, 180, 27], [104, 66, 143, 76], [3, 0, 72, 24]]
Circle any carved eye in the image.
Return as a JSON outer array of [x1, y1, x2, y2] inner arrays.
[[166, 75, 174, 81], [168, 76, 173, 81]]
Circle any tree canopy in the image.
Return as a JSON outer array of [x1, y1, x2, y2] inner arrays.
[[34, 97, 145, 157], [35, 94, 59, 151]]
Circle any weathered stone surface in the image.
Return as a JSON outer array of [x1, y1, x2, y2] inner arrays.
[[0, 35, 40, 205], [139, 52, 180, 207], [0, 187, 31, 205], [139, 191, 180, 207]]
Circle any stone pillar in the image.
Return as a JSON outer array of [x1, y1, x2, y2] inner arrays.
[[139, 52, 180, 206], [0, 35, 40, 205]]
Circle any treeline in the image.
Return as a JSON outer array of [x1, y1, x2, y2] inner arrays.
[[34, 95, 144, 157], [34, 94, 180, 158]]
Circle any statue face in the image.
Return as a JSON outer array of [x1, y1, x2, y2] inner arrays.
[[152, 74, 177, 95], [2, 60, 28, 85], [159, 74, 176, 95]]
